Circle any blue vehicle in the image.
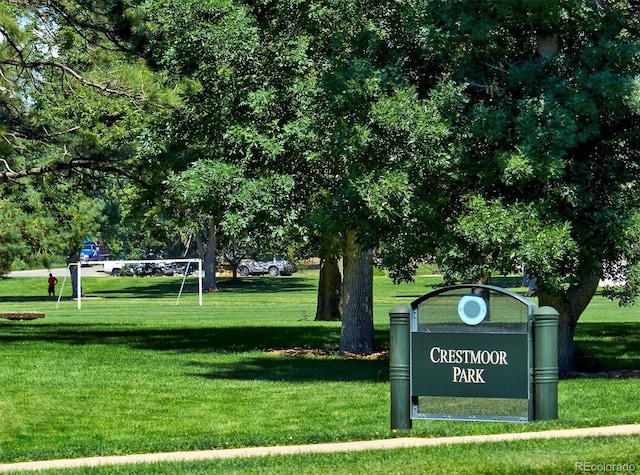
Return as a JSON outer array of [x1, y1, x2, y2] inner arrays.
[[79, 238, 109, 264]]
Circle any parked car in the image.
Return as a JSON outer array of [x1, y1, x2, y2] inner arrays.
[[103, 260, 175, 277], [79, 238, 109, 264], [237, 256, 296, 277], [175, 263, 198, 276]]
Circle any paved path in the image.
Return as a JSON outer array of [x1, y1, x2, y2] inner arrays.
[[1, 424, 639, 473], [7, 267, 106, 278]]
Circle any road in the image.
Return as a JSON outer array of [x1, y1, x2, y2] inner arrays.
[[7, 266, 108, 278]]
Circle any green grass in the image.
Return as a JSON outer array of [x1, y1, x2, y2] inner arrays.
[[8, 436, 640, 474], [574, 293, 640, 371], [0, 270, 639, 473]]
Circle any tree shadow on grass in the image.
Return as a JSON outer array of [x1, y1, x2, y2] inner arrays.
[[0, 276, 316, 301], [0, 322, 390, 382], [574, 323, 640, 371], [0, 323, 336, 350], [217, 277, 317, 293], [186, 355, 389, 383], [0, 323, 391, 350], [78, 276, 316, 298]]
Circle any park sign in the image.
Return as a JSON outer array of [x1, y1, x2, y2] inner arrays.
[[410, 284, 535, 422]]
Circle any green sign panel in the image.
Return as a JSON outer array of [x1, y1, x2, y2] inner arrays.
[[411, 332, 529, 399]]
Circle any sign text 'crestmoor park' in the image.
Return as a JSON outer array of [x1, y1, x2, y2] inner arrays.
[[428, 346, 509, 384], [412, 331, 529, 399]]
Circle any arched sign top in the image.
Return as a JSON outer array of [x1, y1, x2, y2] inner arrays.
[[411, 283, 536, 315], [408, 283, 537, 422]]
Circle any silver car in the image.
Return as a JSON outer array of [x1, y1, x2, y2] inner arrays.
[[237, 256, 296, 277]]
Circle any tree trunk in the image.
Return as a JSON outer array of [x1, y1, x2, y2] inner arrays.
[[537, 34, 558, 58], [477, 269, 492, 318], [224, 254, 243, 281], [222, 244, 244, 280], [340, 231, 375, 354], [538, 273, 601, 375], [195, 220, 218, 291], [315, 256, 342, 321]]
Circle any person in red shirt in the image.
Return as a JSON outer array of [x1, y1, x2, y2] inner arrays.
[[47, 273, 58, 297]]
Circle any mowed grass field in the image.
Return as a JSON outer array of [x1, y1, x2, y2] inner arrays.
[[0, 268, 639, 473]]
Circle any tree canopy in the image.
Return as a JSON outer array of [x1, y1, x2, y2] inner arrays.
[[402, 0, 640, 371], [3, 0, 640, 372], [0, 0, 179, 269]]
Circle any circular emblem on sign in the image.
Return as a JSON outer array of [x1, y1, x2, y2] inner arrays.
[[457, 294, 487, 326]]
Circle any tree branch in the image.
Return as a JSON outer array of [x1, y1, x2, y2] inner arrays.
[[1, 160, 152, 189], [5, 0, 136, 55], [0, 159, 15, 174], [0, 59, 145, 101], [0, 25, 27, 67]]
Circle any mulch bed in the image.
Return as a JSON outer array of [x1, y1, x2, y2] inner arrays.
[[266, 347, 389, 360]]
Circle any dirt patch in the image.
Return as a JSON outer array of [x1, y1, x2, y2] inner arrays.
[[0, 311, 45, 320]]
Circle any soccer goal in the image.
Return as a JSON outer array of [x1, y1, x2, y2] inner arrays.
[[58, 259, 203, 310]]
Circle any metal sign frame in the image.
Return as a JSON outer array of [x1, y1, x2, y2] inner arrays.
[[410, 284, 535, 422]]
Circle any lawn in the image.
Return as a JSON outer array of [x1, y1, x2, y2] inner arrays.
[[0, 269, 638, 472], [9, 436, 640, 475]]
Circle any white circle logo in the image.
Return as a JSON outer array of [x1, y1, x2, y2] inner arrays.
[[457, 294, 488, 325]]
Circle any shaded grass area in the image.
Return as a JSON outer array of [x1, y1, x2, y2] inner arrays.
[[575, 323, 640, 371], [574, 290, 640, 372], [0, 271, 639, 466], [0, 274, 317, 302], [0, 324, 343, 354]]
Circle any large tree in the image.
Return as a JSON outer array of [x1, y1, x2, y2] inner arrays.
[[164, 160, 295, 291], [400, 0, 640, 373], [306, 2, 457, 351], [128, 0, 455, 353]]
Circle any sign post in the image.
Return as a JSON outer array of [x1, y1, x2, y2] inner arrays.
[[533, 306, 559, 420], [391, 284, 558, 425], [390, 305, 411, 430]]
